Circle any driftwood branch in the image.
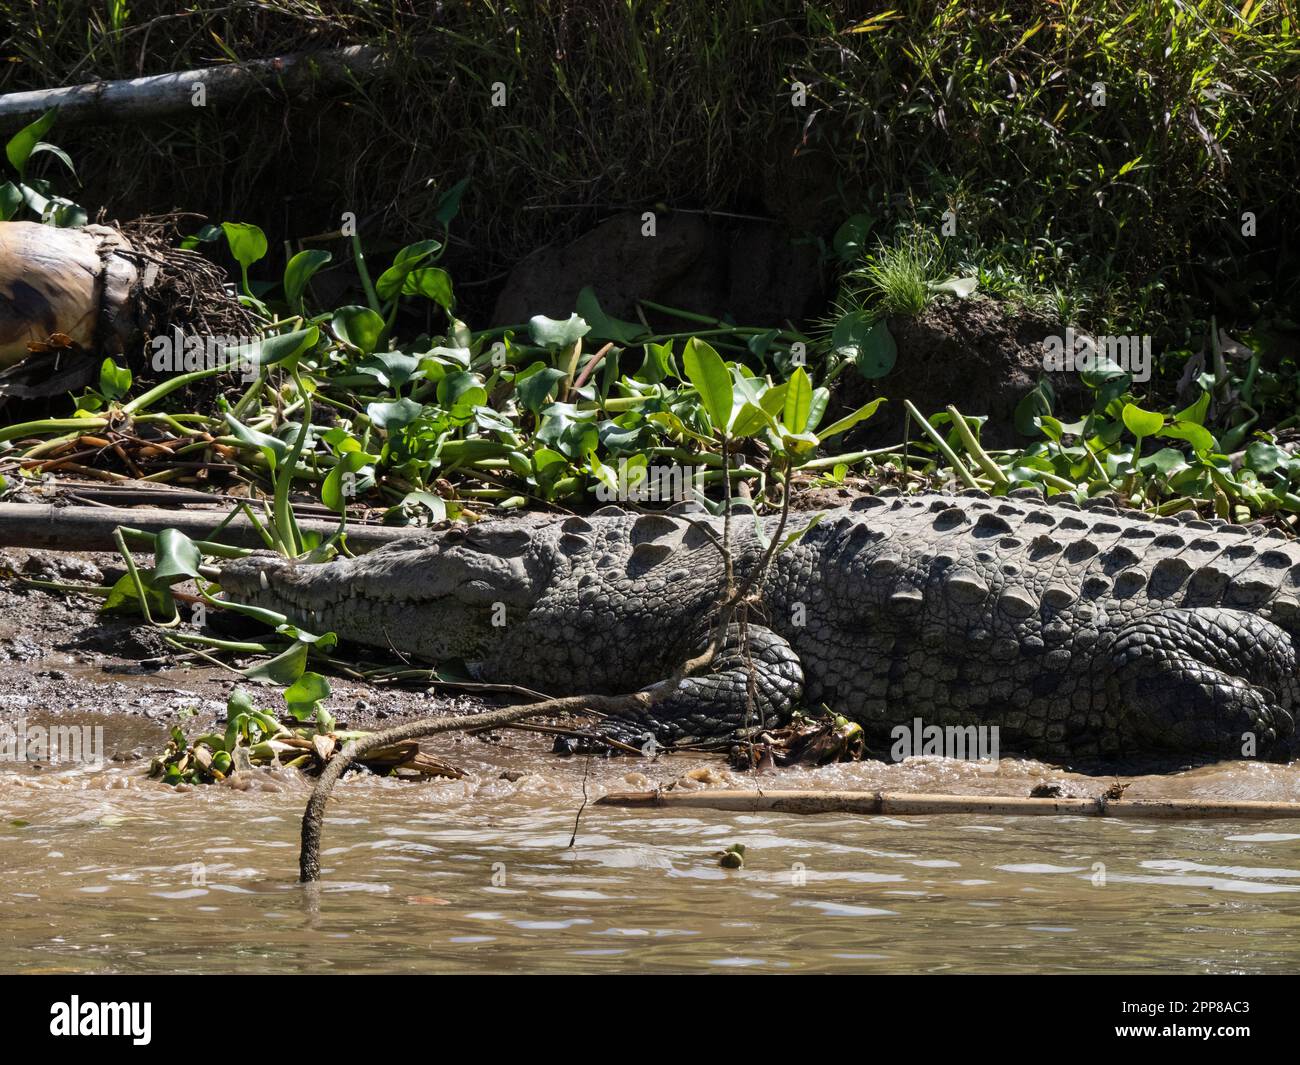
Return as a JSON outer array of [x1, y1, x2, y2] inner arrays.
[[0, 501, 418, 553], [0, 45, 394, 128], [298, 585, 770, 882], [596, 788, 1300, 820], [298, 694, 649, 882]]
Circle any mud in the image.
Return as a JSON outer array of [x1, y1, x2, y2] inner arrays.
[[841, 296, 1085, 450], [0, 547, 509, 771]]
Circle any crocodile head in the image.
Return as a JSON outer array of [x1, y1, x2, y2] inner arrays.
[[219, 520, 555, 662]]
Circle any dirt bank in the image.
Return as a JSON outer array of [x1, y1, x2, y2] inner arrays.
[[0, 546, 513, 768]]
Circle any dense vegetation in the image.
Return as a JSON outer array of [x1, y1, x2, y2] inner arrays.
[[3, 2, 1296, 331]]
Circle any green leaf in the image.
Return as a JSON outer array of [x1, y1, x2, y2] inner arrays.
[[322, 450, 370, 512], [221, 222, 268, 270], [1015, 379, 1055, 436], [229, 326, 319, 369], [98, 358, 131, 401], [834, 312, 896, 379], [1121, 403, 1164, 438], [0, 182, 21, 220], [402, 267, 454, 310], [29, 141, 76, 179], [434, 177, 470, 226], [283, 250, 331, 308], [153, 529, 202, 586], [682, 337, 734, 434], [332, 306, 386, 356], [1175, 390, 1212, 426], [529, 313, 590, 349], [783, 367, 813, 434], [515, 363, 568, 414], [5, 110, 56, 178], [730, 401, 778, 439], [928, 276, 978, 298], [1080, 358, 1128, 391], [635, 340, 674, 384], [1137, 448, 1189, 476], [284, 671, 331, 722], [575, 287, 645, 345], [47, 198, 87, 228], [817, 397, 885, 440], [241, 641, 308, 684], [366, 397, 424, 431], [832, 213, 874, 262], [376, 240, 441, 300], [1245, 441, 1290, 476], [358, 351, 421, 391], [780, 512, 824, 552], [102, 571, 173, 616], [399, 490, 446, 522], [224, 412, 290, 467], [807, 386, 831, 432], [179, 223, 222, 251]]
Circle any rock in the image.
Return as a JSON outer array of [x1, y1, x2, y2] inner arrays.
[[491, 211, 823, 329]]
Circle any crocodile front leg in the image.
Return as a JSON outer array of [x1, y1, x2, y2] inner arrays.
[[603, 622, 803, 745], [1106, 607, 1300, 759]]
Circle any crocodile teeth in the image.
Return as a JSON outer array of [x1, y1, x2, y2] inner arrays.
[[997, 586, 1037, 618], [944, 569, 988, 604]]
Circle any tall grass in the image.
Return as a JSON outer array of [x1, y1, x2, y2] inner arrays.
[[2, 2, 1297, 329], [853, 234, 944, 318]]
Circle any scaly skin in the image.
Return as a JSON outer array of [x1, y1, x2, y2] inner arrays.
[[219, 489, 1300, 763]]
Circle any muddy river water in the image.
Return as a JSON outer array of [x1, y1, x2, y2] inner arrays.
[[2, 715, 1300, 974]]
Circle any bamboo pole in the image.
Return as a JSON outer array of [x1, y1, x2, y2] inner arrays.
[[0, 502, 419, 553], [0, 45, 391, 128], [596, 789, 1300, 820]]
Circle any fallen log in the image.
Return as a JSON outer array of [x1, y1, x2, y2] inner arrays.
[[0, 501, 421, 554], [0, 45, 391, 128], [0, 218, 254, 397], [596, 788, 1300, 820]]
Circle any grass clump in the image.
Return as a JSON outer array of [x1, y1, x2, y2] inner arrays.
[[849, 233, 947, 319]]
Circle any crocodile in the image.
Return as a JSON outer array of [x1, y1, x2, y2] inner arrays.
[[219, 489, 1300, 763]]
